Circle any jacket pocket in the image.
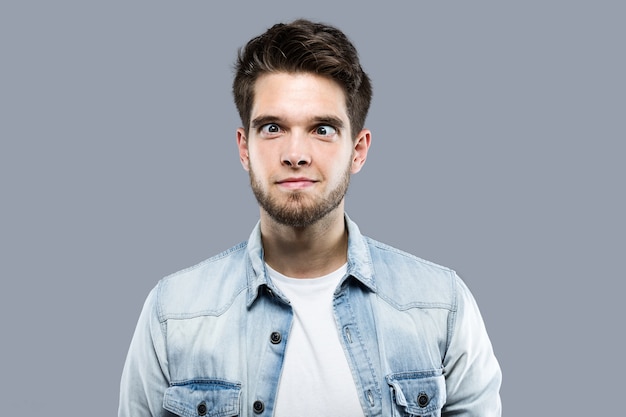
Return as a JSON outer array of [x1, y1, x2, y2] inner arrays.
[[386, 369, 446, 417], [163, 379, 241, 417]]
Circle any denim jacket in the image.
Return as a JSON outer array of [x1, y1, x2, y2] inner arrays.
[[119, 216, 501, 417]]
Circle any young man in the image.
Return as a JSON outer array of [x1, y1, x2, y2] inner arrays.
[[119, 19, 502, 417]]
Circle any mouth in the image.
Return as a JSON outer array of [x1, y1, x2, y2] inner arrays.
[[276, 177, 317, 190]]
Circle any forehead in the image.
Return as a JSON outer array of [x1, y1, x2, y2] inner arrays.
[[251, 72, 349, 121]]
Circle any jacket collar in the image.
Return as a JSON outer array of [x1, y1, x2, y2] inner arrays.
[[245, 214, 376, 306]]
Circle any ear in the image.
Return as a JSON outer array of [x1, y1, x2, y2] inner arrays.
[[237, 128, 250, 171], [351, 129, 371, 174]]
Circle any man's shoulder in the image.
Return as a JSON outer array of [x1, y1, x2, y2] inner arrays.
[[152, 241, 250, 319], [364, 236, 460, 311]]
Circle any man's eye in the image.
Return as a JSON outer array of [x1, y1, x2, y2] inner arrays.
[[315, 125, 337, 137], [260, 123, 281, 134]]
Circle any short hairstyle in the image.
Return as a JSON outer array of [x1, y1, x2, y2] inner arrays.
[[233, 19, 372, 137]]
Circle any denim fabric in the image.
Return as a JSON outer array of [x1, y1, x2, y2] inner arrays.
[[119, 216, 501, 417]]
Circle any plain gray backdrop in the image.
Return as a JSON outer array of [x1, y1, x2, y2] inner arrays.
[[1, 1, 624, 415]]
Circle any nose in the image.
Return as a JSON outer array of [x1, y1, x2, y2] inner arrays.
[[281, 134, 311, 167]]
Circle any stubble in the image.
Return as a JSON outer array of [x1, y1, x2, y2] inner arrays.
[[249, 163, 351, 228]]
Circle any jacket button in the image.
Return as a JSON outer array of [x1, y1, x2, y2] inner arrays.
[[417, 392, 430, 407], [253, 400, 265, 413], [270, 331, 282, 344], [197, 401, 207, 416]]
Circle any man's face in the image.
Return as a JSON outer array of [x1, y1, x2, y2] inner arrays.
[[237, 72, 370, 228]]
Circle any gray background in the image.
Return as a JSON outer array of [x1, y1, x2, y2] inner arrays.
[[1, 1, 624, 415]]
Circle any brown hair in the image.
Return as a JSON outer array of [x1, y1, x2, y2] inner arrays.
[[233, 19, 372, 137]]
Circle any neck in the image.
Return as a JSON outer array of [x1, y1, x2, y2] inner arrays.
[[260, 207, 348, 278]]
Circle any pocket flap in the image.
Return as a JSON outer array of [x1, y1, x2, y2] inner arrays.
[[386, 370, 446, 415], [163, 380, 241, 417]]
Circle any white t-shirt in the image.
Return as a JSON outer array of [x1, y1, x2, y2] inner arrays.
[[267, 263, 364, 417]]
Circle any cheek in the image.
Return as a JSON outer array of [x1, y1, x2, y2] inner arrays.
[[325, 151, 353, 178], [246, 145, 265, 169], [248, 141, 276, 162], [247, 152, 272, 177]]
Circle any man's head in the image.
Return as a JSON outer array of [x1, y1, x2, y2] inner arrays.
[[233, 19, 372, 138], [234, 20, 372, 228]]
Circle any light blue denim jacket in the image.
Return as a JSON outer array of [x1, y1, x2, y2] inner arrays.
[[119, 216, 501, 417]]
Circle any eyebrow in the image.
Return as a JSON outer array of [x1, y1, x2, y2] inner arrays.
[[250, 115, 346, 130], [313, 116, 345, 129], [250, 115, 281, 129]]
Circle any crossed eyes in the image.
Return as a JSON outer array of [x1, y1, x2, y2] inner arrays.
[[260, 123, 337, 138]]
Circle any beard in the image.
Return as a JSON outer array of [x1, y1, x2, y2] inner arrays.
[[249, 164, 351, 228]]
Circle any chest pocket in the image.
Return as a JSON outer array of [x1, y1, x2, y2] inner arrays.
[[386, 370, 446, 417], [163, 380, 241, 417]]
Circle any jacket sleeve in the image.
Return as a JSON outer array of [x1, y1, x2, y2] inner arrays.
[[118, 286, 172, 417], [442, 274, 502, 416]]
